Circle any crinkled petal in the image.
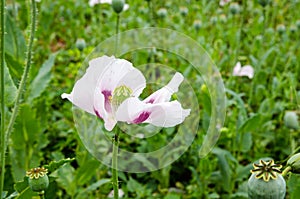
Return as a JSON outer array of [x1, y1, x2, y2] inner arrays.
[[116, 97, 190, 127], [98, 58, 145, 95], [144, 72, 184, 104], [238, 65, 254, 79], [232, 62, 241, 76], [61, 56, 115, 114]]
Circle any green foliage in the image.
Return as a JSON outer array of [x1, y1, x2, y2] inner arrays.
[[2, 0, 300, 198]]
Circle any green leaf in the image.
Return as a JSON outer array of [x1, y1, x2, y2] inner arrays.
[[4, 13, 26, 62], [75, 159, 100, 185], [0, 61, 17, 106], [44, 157, 75, 173], [28, 53, 58, 102], [10, 104, 41, 181], [238, 114, 261, 133], [75, 178, 111, 198]]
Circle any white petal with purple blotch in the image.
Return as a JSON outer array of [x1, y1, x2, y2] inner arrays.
[[116, 97, 190, 128], [144, 72, 184, 104], [61, 56, 115, 114]]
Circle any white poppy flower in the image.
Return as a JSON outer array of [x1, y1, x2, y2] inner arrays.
[[232, 62, 254, 79], [62, 56, 190, 131]]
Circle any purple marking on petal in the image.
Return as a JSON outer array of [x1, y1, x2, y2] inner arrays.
[[133, 112, 150, 124], [94, 108, 102, 119], [101, 90, 112, 113], [146, 99, 155, 104]]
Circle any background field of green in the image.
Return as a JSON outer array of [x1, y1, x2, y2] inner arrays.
[[3, 0, 300, 198]]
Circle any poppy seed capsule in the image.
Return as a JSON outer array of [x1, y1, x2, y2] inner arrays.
[[287, 153, 300, 174], [112, 0, 125, 14], [26, 167, 49, 192], [248, 160, 286, 199]]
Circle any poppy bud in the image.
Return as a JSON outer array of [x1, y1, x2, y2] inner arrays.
[[76, 38, 86, 51], [258, 0, 271, 7], [112, 0, 125, 14], [276, 24, 286, 34], [284, 111, 299, 130], [287, 153, 300, 174], [193, 20, 202, 31], [179, 7, 188, 17], [157, 8, 167, 18], [229, 3, 240, 15]]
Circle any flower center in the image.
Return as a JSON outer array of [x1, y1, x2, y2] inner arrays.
[[111, 85, 132, 111]]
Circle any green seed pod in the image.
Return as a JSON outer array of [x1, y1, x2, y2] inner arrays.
[[28, 175, 49, 192], [179, 7, 188, 17], [276, 24, 286, 34], [296, 20, 300, 30], [290, 25, 297, 34], [284, 111, 299, 130], [287, 153, 300, 174], [157, 8, 167, 18], [112, 0, 125, 14], [193, 20, 202, 31], [248, 173, 286, 199], [258, 0, 271, 7], [229, 3, 240, 15], [248, 160, 286, 199], [26, 167, 49, 192], [75, 38, 86, 51]]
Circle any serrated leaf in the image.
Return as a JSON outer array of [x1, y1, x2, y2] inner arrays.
[[28, 53, 58, 102], [0, 61, 17, 105], [44, 158, 75, 173]]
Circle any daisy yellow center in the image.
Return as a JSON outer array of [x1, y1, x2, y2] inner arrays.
[[111, 85, 132, 111]]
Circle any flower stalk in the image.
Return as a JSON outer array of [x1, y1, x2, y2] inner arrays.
[[0, 0, 6, 197], [112, 131, 120, 199], [0, 0, 37, 196]]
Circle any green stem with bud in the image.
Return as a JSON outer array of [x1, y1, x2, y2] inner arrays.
[[112, 131, 120, 199], [0, 0, 6, 196], [0, 0, 37, 196]]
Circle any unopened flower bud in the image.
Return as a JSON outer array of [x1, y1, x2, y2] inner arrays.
[[276, 24, 286, 34], [157, 8, 167, 18], [290, 25, 297, 33], [76, 38, 86, 51], [229, 3, 240, 15], [296, 20, 300, 30], [26, 167, 49, 192], [287, 153, 300, 174], [112, 0, 125, 14], [284, 111, 299, 130], [193, 20, 202, 31], [258, 0, 271, 7], [179, 7, 188, 17]]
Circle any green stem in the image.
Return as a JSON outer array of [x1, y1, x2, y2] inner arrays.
[[114, 14, 120, 54], [0, 0, 5, 197], [281, 166, 292, 177], [0, 1, 37, 195], [112, 132, 119, 199], [39, 191, 45, 199], [5, 0, 36, 140]]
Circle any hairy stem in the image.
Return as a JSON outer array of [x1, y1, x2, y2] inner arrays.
[[114, 14, 120, 54], [0, 0, 6, 197], [0, 0, 37, 195], [112, 132, 119, 199]]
